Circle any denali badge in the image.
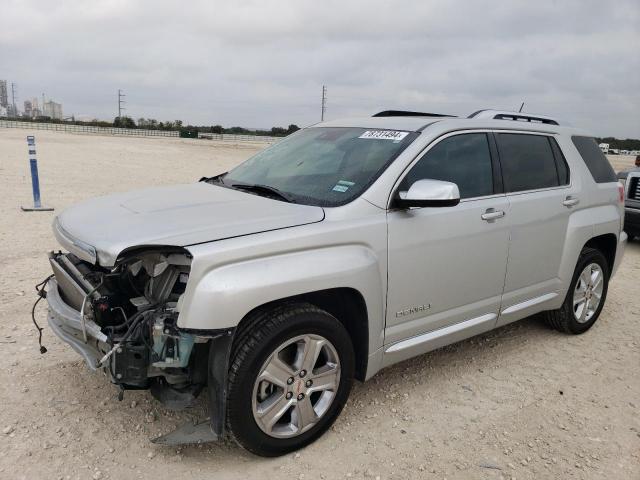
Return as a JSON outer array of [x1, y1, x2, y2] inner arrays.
[[395, 304, 431, 318]]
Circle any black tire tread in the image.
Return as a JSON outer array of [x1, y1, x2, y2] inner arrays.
[[544, 301, 572, 333], [225, 302, 348, 455]]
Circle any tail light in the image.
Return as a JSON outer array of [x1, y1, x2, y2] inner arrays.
[[618, 182, 625, 233], [618, 182, 624, 203]]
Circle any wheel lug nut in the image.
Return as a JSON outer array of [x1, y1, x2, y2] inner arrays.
[[299, 370, 307, 378], [287, 377, 294, 385], [297, 393, 304, 401], [305, 380, 312, 387], [286, 392, 293, 400]]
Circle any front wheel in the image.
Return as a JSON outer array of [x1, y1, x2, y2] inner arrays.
[[226, 303, 355, 456], [544, 247, 610, 334]]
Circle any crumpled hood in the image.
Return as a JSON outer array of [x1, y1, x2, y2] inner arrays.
[[54, 182, 325, 266]]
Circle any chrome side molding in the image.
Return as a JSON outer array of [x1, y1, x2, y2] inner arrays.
[[501, 292, 558, 315], [383, 313, 497, 365]]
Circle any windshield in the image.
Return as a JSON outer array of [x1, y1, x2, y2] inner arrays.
[[219, 127, 418, 207]]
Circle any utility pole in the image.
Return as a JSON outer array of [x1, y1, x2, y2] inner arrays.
[[118, 89, 126, 118], [321, 85, 327, 121]]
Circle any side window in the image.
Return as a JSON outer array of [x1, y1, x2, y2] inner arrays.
[[571, 136, 617, 183], [399, 133, 494, 199], [496, 133, 560, 192]]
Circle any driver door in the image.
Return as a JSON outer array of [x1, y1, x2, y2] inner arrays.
[[384, 132, 510, 361]]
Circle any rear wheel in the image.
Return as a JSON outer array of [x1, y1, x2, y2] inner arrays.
[[544, 248, 610, 334], [226, 303, 354, 456]]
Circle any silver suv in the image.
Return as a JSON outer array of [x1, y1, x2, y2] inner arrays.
[[41, 109, 627, 456]]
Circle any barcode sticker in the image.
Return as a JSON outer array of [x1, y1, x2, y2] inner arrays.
[[359, 130, 409, 142]]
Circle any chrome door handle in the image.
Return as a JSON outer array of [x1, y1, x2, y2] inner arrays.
[[563, 196, 579, 207], [481, 209, 505, 221]]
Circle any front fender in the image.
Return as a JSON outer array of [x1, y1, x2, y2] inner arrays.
[[177, 245, 385, 355]]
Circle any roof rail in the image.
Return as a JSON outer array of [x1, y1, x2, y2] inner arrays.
[[468, 109, 561, 126], [373, 110, 456, 118]]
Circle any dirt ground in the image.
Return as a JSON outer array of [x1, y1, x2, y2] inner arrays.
[[0, 128, 638, 480]]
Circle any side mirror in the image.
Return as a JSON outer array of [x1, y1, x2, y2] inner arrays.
[[393, 179, 460, 209]]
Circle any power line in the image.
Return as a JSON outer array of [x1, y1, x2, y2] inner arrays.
[[118, 89, 126, 118], [321, 85, 327, 121]]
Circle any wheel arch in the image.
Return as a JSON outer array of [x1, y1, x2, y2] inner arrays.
[[235, 288, 370, 381], [583, 233, 617, 273]]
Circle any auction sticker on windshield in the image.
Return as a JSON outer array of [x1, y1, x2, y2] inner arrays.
[[359, 130, 409, 142], [332, 180, 355, 192]]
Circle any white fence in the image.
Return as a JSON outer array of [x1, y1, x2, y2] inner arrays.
[[0, 119, 179, 137], [0, 120, 280, 143]]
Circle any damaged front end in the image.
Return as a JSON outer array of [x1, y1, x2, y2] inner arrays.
[[45, 249, 213, 410]]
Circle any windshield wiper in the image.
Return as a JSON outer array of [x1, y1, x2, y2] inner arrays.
[[231, 183, 295, 203], [202, 173, 227, 184]]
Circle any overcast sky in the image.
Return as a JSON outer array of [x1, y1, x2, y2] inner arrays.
[[1, 0, 639, 137]]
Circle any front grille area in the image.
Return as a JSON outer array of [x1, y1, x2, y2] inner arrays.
[[629, 177, 640, 201]]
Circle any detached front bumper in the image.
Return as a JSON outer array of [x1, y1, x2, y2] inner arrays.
[[46, 278, 108, 370]]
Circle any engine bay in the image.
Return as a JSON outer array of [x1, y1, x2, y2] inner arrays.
[[48, 249, 207, 408]]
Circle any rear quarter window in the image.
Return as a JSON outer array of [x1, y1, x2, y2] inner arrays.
[[571, 136, 617, 183]]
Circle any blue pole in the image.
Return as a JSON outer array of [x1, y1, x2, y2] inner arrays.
[[26, 136, 42, 208], [21, 135, 53, 211], [29, 158, 42, 208]]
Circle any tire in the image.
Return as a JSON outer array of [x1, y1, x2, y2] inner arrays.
[[226, 302, 355, 456], [544, 247, 610, 334]]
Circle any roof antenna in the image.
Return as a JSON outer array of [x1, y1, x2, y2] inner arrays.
[[518, 102, 525, 113]]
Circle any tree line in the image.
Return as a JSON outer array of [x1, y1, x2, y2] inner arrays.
[[128, 117, 300, 136], [114, 116, 300, 137], [107, 116, 302, 137]]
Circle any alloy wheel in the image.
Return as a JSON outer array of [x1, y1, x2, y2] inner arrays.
[[251, 334, 341, 438], [573, 262, 604, 324]]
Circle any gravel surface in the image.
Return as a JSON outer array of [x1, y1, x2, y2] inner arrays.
[[0, 129, 638, 479]]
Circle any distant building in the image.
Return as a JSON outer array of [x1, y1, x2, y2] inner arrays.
[[30, 98, 41, 117], [0, 80, 8, 108], [599, 143, 609, 154], [43, 100, 63, 119], [23, 100, 32, 117]]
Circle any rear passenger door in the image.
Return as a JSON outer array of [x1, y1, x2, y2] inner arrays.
[[494, 131, 575, 326]]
